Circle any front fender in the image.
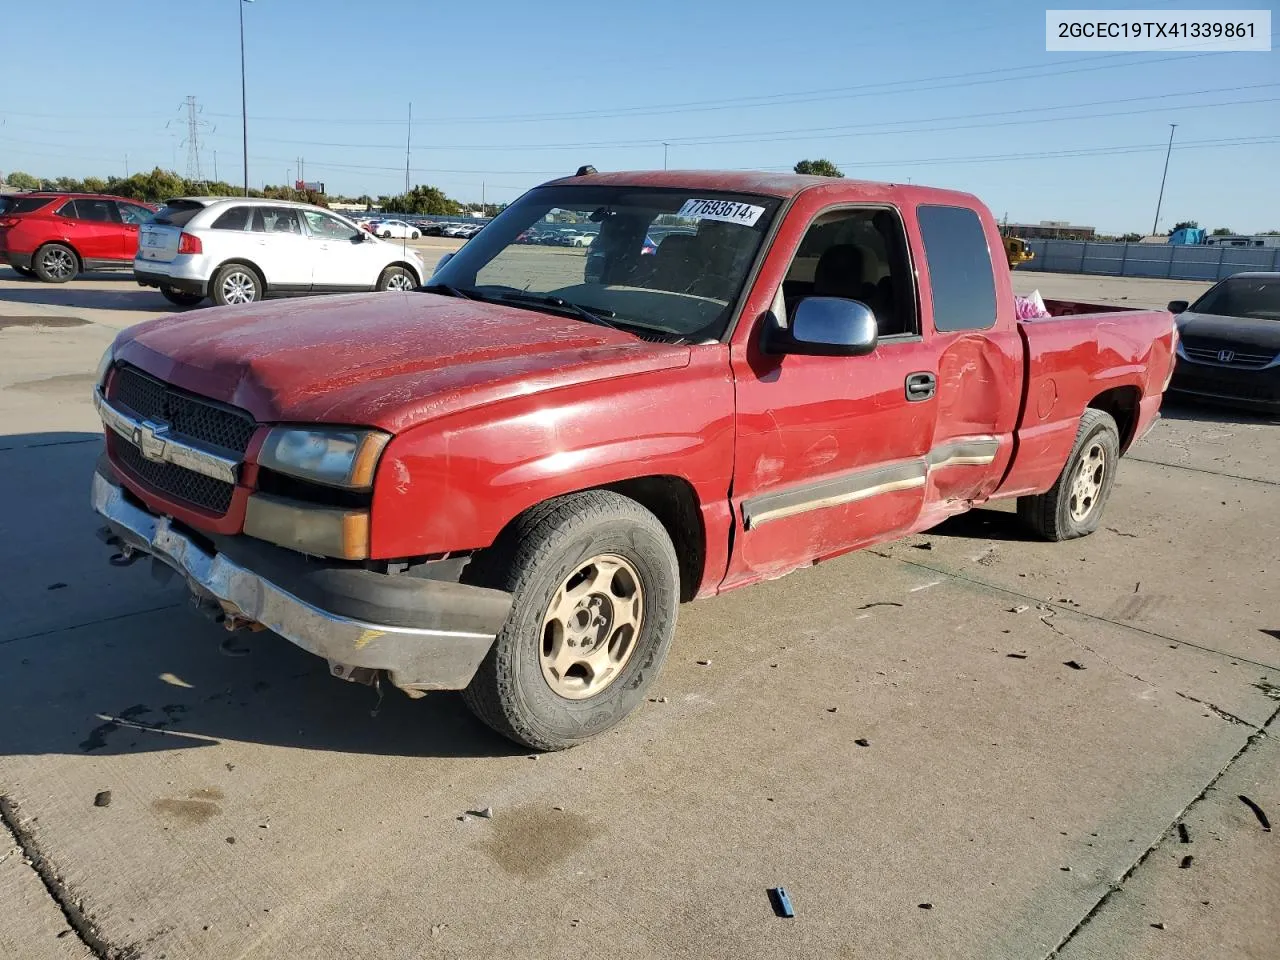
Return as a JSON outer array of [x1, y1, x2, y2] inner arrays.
[[368, 349, 736, 560]]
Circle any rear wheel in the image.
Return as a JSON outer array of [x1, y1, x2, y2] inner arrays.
[[161, 286, 204, 307], [377, 265, 416, 291], [379, 231, 391, 239], [462, 490, 680, 751], [210, 263, 262, 307], [33, 243, 78, 283], [1018, 408, 1120, 541]]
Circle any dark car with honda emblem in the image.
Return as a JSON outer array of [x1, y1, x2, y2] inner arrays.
[[1168, 273, 1280, 414]]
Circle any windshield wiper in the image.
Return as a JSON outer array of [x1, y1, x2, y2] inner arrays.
[[419, 282, 474, 300], [498, 292, 622, 330]]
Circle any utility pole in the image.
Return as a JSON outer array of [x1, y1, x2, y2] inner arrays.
[[213, 150, 218, 183], [1151, 123, 1178, 236], [404, 101, 412, 195], [125, 154, 129, 178], [481, 181, 485, 214], [663, 142, 669, 169], [239, 0, 252, 196]]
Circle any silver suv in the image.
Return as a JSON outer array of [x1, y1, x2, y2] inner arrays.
[[134, 197, 426, 307]]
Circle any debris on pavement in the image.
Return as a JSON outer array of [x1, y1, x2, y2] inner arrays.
[[647, 696, 669, 703], [1064, 660, 1086, 670], [854, 738, 870, 747], [1178, 823, 1190, 843], [858, 601, 903, 610], [1151, 922, 1166, 930], [46, 582, 67, 590], [768, 887, 795, 918], [912, 542, 933, 550], [696, 659, 712, 666], [1238, 795, 1271, 831], [918, 902, 933, 910], [472, 807, 494, 819], [1006, 653, 1029, 659], [1009, 605, 1029, 614], [92, 790, 112, 808], [1180, 855, 1193, 869], [826, 707, 838, 713]]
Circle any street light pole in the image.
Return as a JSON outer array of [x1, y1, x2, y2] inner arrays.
[[239, 0, 252, 196], [1151, 123, 1177, 236]]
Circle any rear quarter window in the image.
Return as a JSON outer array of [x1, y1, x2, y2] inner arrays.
[[3, 196, 57, 215], [918, 204, 997, 332], [152, 200, 206, 226], [211, 206, 251, 231]]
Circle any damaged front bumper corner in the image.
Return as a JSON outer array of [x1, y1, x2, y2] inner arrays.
[[91, 469, 511, 693]]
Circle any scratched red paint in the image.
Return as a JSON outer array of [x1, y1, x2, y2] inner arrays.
[[105, 171, 1176, 596]]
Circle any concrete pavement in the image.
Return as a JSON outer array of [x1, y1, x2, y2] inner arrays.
[[1, 265, 1276, 959]]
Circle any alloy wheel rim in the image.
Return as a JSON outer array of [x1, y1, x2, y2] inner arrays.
[[539, 554, 644, 700], [42, 248, 75, 280], [386, 273, 414, 291], [1068, 441, 1106, 521], [222, 271, 256, 304]]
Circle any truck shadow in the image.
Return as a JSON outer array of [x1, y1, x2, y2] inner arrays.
[[924, 506, 1035, 543], [1159, 397, 1279, 426], [0, 432, 525, 761], [0, 285, 180, 313]]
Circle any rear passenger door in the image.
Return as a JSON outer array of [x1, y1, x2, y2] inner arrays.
[[249, 207, 312, 292], [57, 198, 124, 263], [912, 204, 1022, 514]]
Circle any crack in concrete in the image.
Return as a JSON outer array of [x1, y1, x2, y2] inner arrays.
[[879, 552, 1280, 673], [1042, 704, 1280, 959], [1126, 455, 1278, 487], [0, 602, 184, 647], [1035, 608, 1156, 687], [1173, 690, 1257, 728], [0, 794, 138, 960]]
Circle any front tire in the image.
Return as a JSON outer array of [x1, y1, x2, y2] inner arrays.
[[160, 286, 204, 307], [410, 231, 420, 239], [1018, 408, 1120, 541], [210, 263, 262, 307], [462, 490, 680, 751], [377, 265, 416, 291], [33, 243, 78, 283]]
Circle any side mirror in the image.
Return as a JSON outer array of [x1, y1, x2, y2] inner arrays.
[[762, 297, 878, 357], [1167, 300, 1189, 315], [429, 252, 455, 281]]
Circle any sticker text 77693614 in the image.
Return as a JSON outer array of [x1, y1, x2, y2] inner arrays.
[[677, 199, 766, 227]]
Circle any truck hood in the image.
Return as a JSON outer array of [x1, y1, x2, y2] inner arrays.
[[115, 292, 691, 432]]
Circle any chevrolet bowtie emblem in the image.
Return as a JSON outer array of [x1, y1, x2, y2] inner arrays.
[[133, 419, 171, 462]]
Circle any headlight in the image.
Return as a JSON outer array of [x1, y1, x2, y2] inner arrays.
[[258, 427, 391, 490], [94, 344, 114, 390]]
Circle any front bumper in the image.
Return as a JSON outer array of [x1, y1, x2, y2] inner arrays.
[[91, 469, 511, 693], [1169, 362, 1280, 413]]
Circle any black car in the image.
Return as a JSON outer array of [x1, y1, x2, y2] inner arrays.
[[1168, 272, 1280, 413]]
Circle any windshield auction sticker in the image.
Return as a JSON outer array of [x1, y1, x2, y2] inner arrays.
[[677, 199, 766, 227], [1046, 10, 1270, 50]]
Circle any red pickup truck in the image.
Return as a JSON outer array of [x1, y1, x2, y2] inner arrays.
[[91, 170, 1176, 750]]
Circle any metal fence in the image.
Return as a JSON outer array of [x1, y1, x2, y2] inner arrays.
[[1019, 239, 1280, 281]]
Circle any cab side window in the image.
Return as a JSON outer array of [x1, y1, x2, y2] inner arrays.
[[782, 207, 918, 338], [917, 204, 996, 332]]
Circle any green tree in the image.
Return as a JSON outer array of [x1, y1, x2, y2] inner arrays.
[[793, 159, 844, 178], [1210, 226, 1233, 236], [1119, 232, 1142, 242], [7, 171, 39, 189], [81, 177, 108, 194], [1167, 220, 1199, 235], [381, 184, 460, 215]]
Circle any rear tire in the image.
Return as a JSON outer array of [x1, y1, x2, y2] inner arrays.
[[33, 243, 78, 283], [462, 490, 680, 751], [161, 286, 204, 307], [1017, 408, 1120, 541], [377, 265, 416, 291], [210, 262, 262, 307]]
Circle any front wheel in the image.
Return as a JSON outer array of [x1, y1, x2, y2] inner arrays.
[[377, 265, 416, 291], [161, 286, 204, 307], [210, 263, 262, 307], [462, 490, 680, 751], [33, 243, 78, 283], [410, 231, 420, 239], [1018, 408, 1120, 541]]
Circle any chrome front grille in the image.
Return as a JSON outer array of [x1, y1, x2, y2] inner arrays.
[[110, 365, 256, 454], [1181, 340, 1276, 369]]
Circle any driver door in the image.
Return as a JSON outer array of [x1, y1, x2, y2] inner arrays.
[[300, 210, 375, 290], [723, 196, 939, 589]]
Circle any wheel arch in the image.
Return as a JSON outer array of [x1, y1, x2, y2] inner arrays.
[[213, 258, 267, 292], [1087, 385, 1142, 452], [386, 260, 423, 285]]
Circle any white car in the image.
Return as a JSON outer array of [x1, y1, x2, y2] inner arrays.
[[568, 232, 596, 247], [134, 198, 426, 307], [370, 219, 420, 240]]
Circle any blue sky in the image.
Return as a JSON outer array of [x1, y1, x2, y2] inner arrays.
[[1, 0, 1276, 232]]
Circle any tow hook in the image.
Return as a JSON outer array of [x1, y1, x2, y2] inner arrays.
[[108, 545, 139, 567]]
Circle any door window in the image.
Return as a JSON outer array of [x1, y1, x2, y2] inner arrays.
[[251, 207, 303, 234], [59, 198, 121, 223], [783, 207, 918, 338], [301, 210, 361, 241], [917, 205, 996, 332]]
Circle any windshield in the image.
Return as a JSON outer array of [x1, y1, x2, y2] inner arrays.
[[430, 185, 781, 340], [1190, 276, 1280, 321]]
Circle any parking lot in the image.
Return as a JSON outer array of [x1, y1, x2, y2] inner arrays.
[[1, 266, 1276, 960]]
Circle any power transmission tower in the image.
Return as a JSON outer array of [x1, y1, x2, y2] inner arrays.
[[181, 96, 212, 188]]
